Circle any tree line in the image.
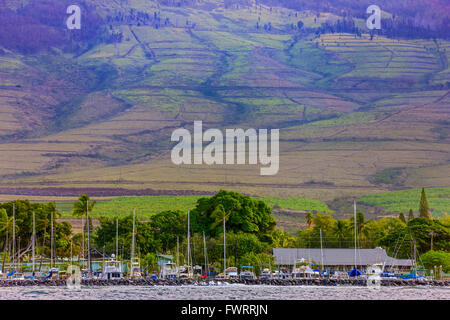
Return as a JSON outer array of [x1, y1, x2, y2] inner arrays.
[[0, 189, 449, 274]]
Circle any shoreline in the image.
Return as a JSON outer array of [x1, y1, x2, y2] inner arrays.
[[1, 278, 449, 288]]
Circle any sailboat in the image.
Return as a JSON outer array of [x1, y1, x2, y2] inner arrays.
[[215, 215, 238, 280], [101, 218, 123, 280], [129, 209, 142, 280], [348, 201, 362, 278], [8, 205, 25, 281], [200, 232, 209, 279], [30, 210, 36, 279], [398, 239, 425, 281], [46, 211, 59, 280], [179, 210, 193, 279]]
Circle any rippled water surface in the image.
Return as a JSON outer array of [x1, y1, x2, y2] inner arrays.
[[0, 285, 449, 300]]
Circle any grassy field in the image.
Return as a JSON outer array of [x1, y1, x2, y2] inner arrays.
[[56, 194, 333, 219], [360, 187, 450, 217]]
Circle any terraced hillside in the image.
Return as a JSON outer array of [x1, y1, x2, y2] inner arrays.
[[0, 0, 448, 218]]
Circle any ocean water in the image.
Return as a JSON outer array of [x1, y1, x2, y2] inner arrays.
[[0, 284, 449, 300]]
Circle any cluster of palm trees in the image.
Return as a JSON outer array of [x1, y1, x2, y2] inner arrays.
[[303, 211, 367, 248]]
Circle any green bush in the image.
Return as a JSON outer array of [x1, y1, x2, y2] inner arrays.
[[419, 250, 450, 273]]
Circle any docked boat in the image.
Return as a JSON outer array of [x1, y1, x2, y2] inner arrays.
[[45, 267, 60, 280], [100, 255, 123, 280], [293, 265, 319, 279], [129, 257, 142, 280], [193, 265, 203, 279], [331, 270, 349, 280], [259, 268, 272, 280], [366, 263, 384, 286], [240, 266, 255, 280], [216, 267, 239, 280], [160, 262, 178, 279], [179, 265, 193, 279], [12, 272, 26, 280], [272, 270, 281, 279]]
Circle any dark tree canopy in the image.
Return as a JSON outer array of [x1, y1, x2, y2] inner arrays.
[[191, 190, 276, 240]]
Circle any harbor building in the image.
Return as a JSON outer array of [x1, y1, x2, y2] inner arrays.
[[273, 247, 413, 273]]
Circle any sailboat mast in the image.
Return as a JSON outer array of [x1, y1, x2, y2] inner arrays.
[[81, 215, 84, 266], [12, 204, 15, 269], [203, 231, 207, 277], [116, 218, 119, 258], [223, 216, 226, 273], [320, 228, 324, 276], [32, 211, 35, 273], [413, 240, 417, 275], [177, 236, 180, 278], [87, 200, 92, 273], [354, 200, 357, 272], [51, 211, 53, 268], [131, 209, 136, 261], [187, 210, 190, 272]]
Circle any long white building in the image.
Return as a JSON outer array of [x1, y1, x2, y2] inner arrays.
[[273, 247, 413, 271]]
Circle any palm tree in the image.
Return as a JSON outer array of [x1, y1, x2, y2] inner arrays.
[[210, 204, 230, 233], [73, 194, 95, 265], [0, 209, 21, 272], [305, 211, 314, 229], [73, 194, 96, 222], [0, 209, 13, 272], [333, 220, 347, 248]]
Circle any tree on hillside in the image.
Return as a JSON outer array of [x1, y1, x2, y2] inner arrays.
[[419, 188, 432, 219], [408, 209, 415, 221], [297, 20, 304, 30], [399, 212, 406, 223], [305, 211, 314, 229]]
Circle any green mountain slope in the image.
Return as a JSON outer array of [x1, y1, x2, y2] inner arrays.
[[0, 0, 448, 218]]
